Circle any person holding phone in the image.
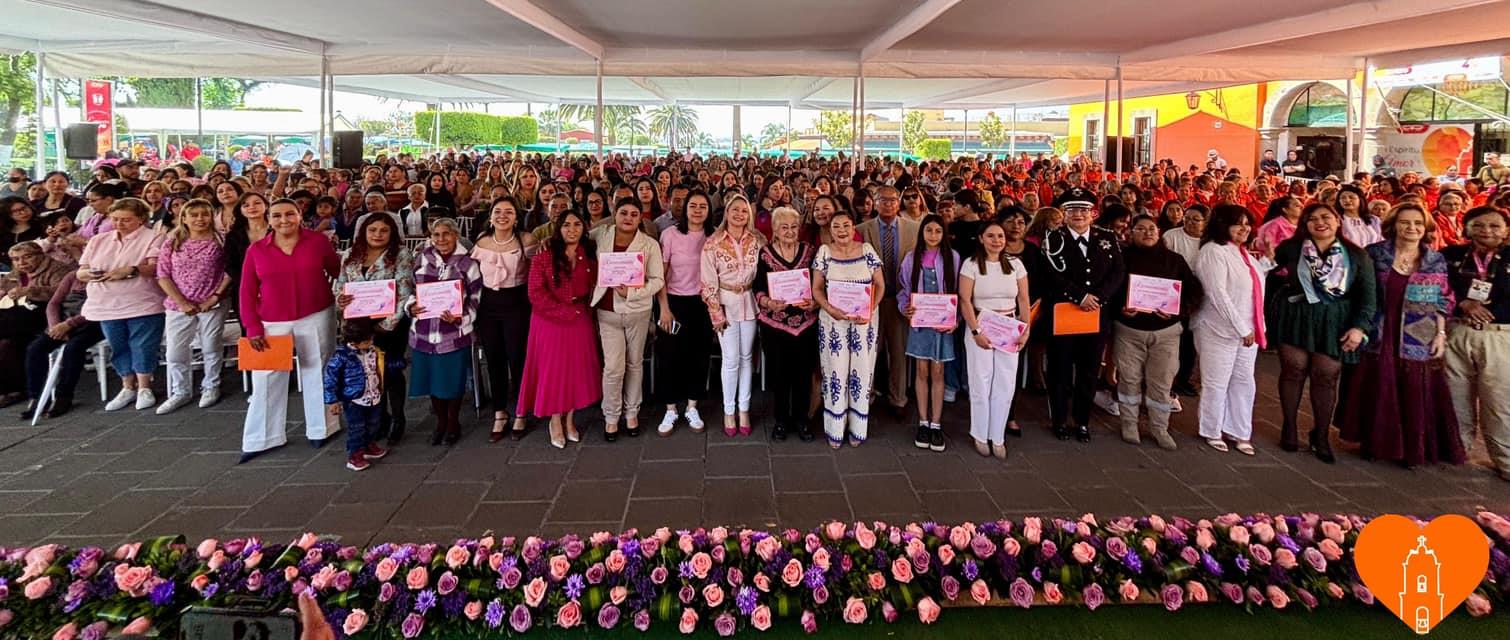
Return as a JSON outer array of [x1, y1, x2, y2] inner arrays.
[[653, 190, 713, 436]]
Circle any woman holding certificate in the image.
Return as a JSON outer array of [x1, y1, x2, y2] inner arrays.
[[812, 210, 885, 448], [406, 218, 483, 446], [590, 198, 665, 441], [334, 214, 416, 445], [471, 196, 539, 442], [701, 193, 764, 437], [753, 206, 818, 441], [959, 220, 1030, 459], [1112, 215, 1204, 451], [519, 208, 600, 448], [1269, 203, 1376, 464], [653, 190, 713, 436], [897, 214, 959, 452]]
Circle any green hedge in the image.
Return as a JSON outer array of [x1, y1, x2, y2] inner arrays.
[[415, 112, 538, 148], [916, 138, 953, 160], [499, 116, 538, 147]]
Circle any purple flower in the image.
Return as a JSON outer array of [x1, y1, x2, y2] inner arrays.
[[500, 566, 522, 590], [379, 582, 396, 603], [598, 604, 621, 629], [485, 599, 504, 629], [962, 559, 979, 581], [436, 572, 458, 595], [735, 586, 758, 616], [813, 584, 830, 605], [803, 565, 825, 589], [585, 564, 606, 585], [401, 612, 424, 639], [415, 590, 437, 613], [202, 583, 219, 599], [1123, 551, 1143, 574], [1009, 578, 1034, 608], [0, 579, 7, 601], [1083, 584, 1105, 611], [149, 580, 176, 606], [1234, 555, 1251, 573], [1221, 582, 1244, 604], [1276, 534, 1301, 553], [331, 570, 352, 592], [80, 621, 108, 640], [714, 612, 737, 637], [1030, 567, 1043, 583], [1161, 584, 1183, 611], [565, 574, 585, 600], [621, 539, 641, 557], [509, 604, 532, 633], [678, 561, 694, 579], [1201, 552, 1222, 576], [634, 609, 651, 631], [941, 576, 960, 601]]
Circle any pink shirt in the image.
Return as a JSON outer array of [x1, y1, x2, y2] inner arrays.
[[659, 227, 707, 296], [1252, 216, 1296, 256], [79, 226, 164, 321], [238, 228, 340, 338]]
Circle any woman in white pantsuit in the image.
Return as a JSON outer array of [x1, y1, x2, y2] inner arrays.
[[959, 220, 1031, 459], [238, 198, 343, 463], [1192, 204, 1272, 456]]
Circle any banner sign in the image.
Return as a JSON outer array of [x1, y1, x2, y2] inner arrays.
[[1374, 124, 1475, 176], [83, 80, 113, 157], [1372, 57, 1502, 89]]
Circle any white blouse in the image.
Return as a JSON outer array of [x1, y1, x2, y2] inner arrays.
[[960, 256, 1027, 316], [1192, 242, 1271, 340]]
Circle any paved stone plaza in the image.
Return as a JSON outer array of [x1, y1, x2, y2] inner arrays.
[[1, 356, 1506, 549]]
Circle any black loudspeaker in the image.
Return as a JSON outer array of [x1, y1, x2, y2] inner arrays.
[[332, 130, 363, 169], [1103, 136, 1138, 172], [64, 123, 101, 160]]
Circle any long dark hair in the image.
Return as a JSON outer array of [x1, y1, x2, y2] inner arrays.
[[1201, 204, 1251, 246], [1263, 196, 1296, 223], [229, 192, 270, 236], [482, 195, 528, 247], [1287, 202, 1360, 253], [549, 208, 596, 286], [907, 214, 956, 295], [676, 190, 711, 236], [345, 214, 401, 269], [971, 220, 1014, 275]]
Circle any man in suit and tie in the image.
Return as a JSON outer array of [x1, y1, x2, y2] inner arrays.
[[858, 185, 920, 418], [1039, 187, 1126, 442]]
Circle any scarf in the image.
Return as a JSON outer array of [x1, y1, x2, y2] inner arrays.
[[1300, 240, 1349, 302], [1238, 248, 1267, 349]]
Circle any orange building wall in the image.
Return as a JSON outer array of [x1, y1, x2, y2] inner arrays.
[[1155, 112, 1258, 174]]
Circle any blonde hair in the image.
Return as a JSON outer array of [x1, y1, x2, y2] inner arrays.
[[715, 193, 767, 245], [167, 198, 221, 251], [770, 206, 802, 229]]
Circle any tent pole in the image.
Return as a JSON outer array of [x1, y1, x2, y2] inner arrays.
[[1359, 57, 1371, 173], [195, 77, 203, 154], [1345, 71, 1355, 178], [434, 102, 442, 152], [858, 64, 866, 161], [1101, 80, 1110, 165], [785, 105, 792, 159], [850, 76, 858, 160], [1008, 104, 1017, 159], [898, 105, 906, 157], [963, 109, 969, 158], [1115, 66, 1123, 179], [733, 105, 741, 157], [33, 52, 45, 176], [52, 78, 64, 170], [595, 59, 604, 161]]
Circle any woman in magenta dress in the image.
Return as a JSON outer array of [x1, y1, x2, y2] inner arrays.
[[517, 208, 601, 448]]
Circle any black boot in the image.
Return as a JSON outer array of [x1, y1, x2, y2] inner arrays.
[[18, 399, 38, 420], [444, 399, 464, 445], [45, 393, 73, 418], [1309, 428, 1335, 464], [430, 397, 447, 446]]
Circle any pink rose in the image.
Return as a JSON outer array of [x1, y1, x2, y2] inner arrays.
[[812, 548, 831, 571], [283, 566, 299, 584], [605, 550, 627, 573], [801, 609, 817, 634], [917, 597, 941, 624], [1251, 522, 1275, 543], [890, 557, 913, 584], [311, 565, 337, 591], [116, 566, 151, 594], [842, 597, 868, 624], [937, 545, 956, 566], [971, 579, 991, 605], [1148, 515, 1167, 532], [549, 555, 571, 581], [1076, 522, 1092, 538], [556, 601, 582, 628], [1266, 585, 1290, 609], [405, 566, 428, 590], [867, 572, 886, 591], [781, 560, 804, 587], [1318, 539, 1343, 561], [1320, 521, 1344, 544], [690, 552, 713, 579], [678, 535, 695, 555], [905, 538, 926, 559], [949, 527, 971, 550], [1229, 526, 1250, 545], [1043, 582, 1063, 605], [1275, 548, 1297, 570], [524, 577, 547, 607], [751, 605, 773, 631], [710, 526, 728, 545], [246, 570, 264, 592], [754, 573, 771, 592], [488, 552, 504, 572], [641, 536, 660, 558], [1327, 583, 1345, 599], [343, 609, 369, 635], [679, 608, 699, 634], [1195, 528, 1215, 550], [445, 545, 470, 569], [375, 558, 398, 582], [703, 584, 725, 608], [610, 586, 628, 605], [1187, 581, 1209, 603], [196, 538, 219, 559], [0, 609, 12, 629], [655, 527, 673, 543], [122, 617, 152, 635], [1141, 537, 1158, 556], [1002, 538, 1021, 557], [207, 550, 227, 572], [25, 576, 53, 600], [1250, 543, 1273, 565], [755, 537, 780, 562], [1466, 593, 1493, 617], [1118, 580, 1140, 602], [855, 524, 877, 550], [1105, 537, 1129, 559], [1071, 542, 1096, 564], [295, 533, 318, 550], [114, 543, 140, 561], [826, 521, 847, 541], [51, 623, 78, 640], [244, 551, 263, 569]]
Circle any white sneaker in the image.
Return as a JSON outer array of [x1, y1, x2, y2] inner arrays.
[[943, 388, 958, 403], [135, 388, 157, 410], [1170, 395, 1183, 414], [685, 406, 705, 432], [198, 388, 221, 409], [1093, 390, 1121, 417], [657, 409, 678, 436], [155, 394, 192, 415], [104, 388, 138, 411]]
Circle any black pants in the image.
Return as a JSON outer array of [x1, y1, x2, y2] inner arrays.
[[1175, 322, 1197, 388], [761, 323, 818, 426], [653, 294, 713, 406], [476, 285, 531, 415], [375, 320, 410, 433], [0, 306, 47, 395], [1048, 332, 1105, 428], [26, 323, 105, 401]]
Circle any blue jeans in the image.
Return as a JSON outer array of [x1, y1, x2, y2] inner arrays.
[[98, 314, 166, 377], [342, 401, 381, 455]]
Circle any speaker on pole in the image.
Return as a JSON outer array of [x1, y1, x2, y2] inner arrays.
[[331, 130, 363, 169], [63, 124, 101, 160]]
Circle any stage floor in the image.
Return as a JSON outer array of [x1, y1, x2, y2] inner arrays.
[[1, 355, 1506, 548]]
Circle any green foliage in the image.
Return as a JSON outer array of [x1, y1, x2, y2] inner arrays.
[[357, 119, 391, 138], [414, 111, 538, 148], [0, 53, 37, 148], [1052, 137, 1069, 156], [758, 122, 790, 148], [498, 115, 538, 147], [901, 110, 928, 153], [191, 155, 216, 176], [117, 78, 257, 109], [814, 111, 853, 150], [916, 138, 953, 160], [978, 111, 1007, 149], [647, 105, 699, 149]]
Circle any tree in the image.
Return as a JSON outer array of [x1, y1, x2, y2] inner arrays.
[[813, 111, 853, 150], [357, 118, 392, 138], [916, 138, 953, 160], [118, 77, 259, 109], [690, 131, 715, 150], [901, 110, 927, 153], [602, 108, 645, 147], [647, 105, 699, 151], [978, 111, 1007, 150], [558, 104, 641, 146], [740, 134, 757, 154], [759, 122, 790, 148], [0, 54, 35, 161]]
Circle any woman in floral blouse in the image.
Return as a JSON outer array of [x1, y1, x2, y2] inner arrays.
[[702, 193, 764, 437], [334, 214, 416, 445], [753, 206, 818, 441]]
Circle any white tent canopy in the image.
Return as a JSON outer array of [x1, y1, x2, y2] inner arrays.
[[10, 0, 1510, 109]]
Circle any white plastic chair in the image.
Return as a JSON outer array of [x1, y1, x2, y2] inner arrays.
[[32, 339, 109, 426]]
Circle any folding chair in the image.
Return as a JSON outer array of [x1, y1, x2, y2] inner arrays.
[[33, 339, 109, 425]]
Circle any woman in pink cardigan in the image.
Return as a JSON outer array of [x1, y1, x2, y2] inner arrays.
[[516, 209, 601, 448], [239, 198, 342, 463]]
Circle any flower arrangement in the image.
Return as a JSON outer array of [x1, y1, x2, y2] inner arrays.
[[2, 511, 1506, 638]]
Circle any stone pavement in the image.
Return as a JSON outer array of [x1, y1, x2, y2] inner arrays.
[[1, 355, 1506, 549]]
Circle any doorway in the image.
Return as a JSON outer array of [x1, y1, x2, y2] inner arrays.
[[1296, 135, 1345, 177]]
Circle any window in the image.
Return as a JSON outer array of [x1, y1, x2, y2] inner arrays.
[[1133, 116, 1154, 166], [1085, 118, 1101, 159], [1399, 85, 1510, 122], [1417, 575, 1428, 593], [1286, 84, 1348, 127]]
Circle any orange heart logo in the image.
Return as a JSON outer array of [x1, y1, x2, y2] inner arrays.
[[1354, 514, 1490, 634]]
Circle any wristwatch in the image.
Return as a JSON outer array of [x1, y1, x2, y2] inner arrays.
[[128, 266, 140, 279], [970, 328, 981, 335]]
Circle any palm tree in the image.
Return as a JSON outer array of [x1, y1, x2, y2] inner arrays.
[[690, 131, 715, 151], [740, 134, 758, 155], [609, 112, 648, 154], [647, 105, 699, 151], [759, 122, 791, 148], [557, 104, 642, 146]]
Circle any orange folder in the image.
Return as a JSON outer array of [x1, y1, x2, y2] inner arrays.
[[237, 335, 295, 371], [1028, 300, 1042, 326], [1051, 302, 1100, 336]]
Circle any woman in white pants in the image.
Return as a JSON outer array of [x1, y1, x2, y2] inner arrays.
[[1192, 204, 1271, 456], [238, 198, 342, 463], [701, 194, 763, 436], [155, 199, 231, 414], [959, 221, 1031, 459]]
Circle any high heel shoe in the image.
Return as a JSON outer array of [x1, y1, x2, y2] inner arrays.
[[738, 412, 752, 436], [510, 417, 527, 441], [489, 415, 509, 443], [549, 420, 566, 449], [1308, 429, 1336, 464], [604, 426, 619, 442], [565, 424, 581, 443], [723, 414, 737, 437]]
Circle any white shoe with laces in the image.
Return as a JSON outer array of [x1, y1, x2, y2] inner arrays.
[[155, 393, 192, 415], [685, 406, 705, 432], [198, 388, 221, 409], [134, 388, 156, 410], [104, 388, 137, 411], [657, 409, 678, 436]]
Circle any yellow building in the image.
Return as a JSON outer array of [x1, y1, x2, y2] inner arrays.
[[1068, 84, 1268, 174]]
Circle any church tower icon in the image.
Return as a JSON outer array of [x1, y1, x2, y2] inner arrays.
[[1399, 535, 1444, 634]]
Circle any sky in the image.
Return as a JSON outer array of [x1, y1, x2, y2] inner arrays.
[[246, 83, 1064, 141]]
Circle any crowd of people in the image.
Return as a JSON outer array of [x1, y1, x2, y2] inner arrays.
[[1, 147, 1508, 482]]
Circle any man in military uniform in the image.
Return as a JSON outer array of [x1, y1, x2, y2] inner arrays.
[[1039, 187, 1126, 442]]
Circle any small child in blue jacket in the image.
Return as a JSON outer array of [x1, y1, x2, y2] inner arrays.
[[325, 318, 389, 471]]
